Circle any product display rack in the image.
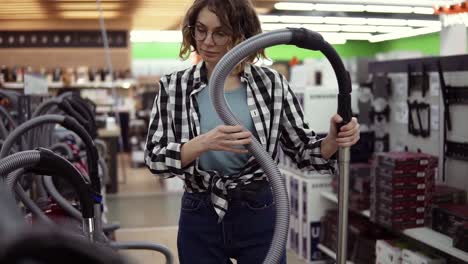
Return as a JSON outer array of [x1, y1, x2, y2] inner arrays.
[[320, 190, 468, 262]]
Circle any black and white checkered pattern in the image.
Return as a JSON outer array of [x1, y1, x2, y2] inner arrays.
[[145, 61, 336, 221]]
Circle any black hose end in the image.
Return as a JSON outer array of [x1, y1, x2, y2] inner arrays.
[[288, 28, 325, 51], [337, 94, 353, 130], [34, 147, 94, 219]]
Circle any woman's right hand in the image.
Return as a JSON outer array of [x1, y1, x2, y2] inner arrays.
[[198, 125, 252, 154]]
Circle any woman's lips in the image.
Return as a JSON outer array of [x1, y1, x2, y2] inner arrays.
[[202, 50, 219, 56]]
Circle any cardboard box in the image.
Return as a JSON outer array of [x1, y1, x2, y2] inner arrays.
[[299, 172, 333, 262], [402, 249, 446, 264], [376, 240, 405, 264]]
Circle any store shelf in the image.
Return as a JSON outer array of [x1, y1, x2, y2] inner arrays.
[[1, 80, 135, 89], [403, 228, 468, 262], [317, 244, 354, 264], [320, 191, 468, 262], [321, 190, 338, 203], [320, 191, 370, 218]]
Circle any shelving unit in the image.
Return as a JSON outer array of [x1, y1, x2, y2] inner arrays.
[[1, 79, 136, 89], [317, 244, 354, 264], [320, 191, 370, 218], [319, 191, 468, 262]]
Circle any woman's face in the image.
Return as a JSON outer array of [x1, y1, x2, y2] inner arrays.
[[194, 7, 231, 67]]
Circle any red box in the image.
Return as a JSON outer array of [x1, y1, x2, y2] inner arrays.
[[375, 152, 437, 169]]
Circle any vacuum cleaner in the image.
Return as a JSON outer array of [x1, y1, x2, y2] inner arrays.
[[209, 28, 352, 264]]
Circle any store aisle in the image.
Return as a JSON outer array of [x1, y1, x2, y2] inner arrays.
[[107, 154, 307, 264]]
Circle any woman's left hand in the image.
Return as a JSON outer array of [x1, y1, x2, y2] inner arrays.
[[328, 114, 360, 148]]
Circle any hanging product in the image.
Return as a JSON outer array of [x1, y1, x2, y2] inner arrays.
[[407, 63, 429, 97], [370, 104, 390, 123], [357, 87, 373, 127], [374, 134, 390, 152], [437, 60, 468, 181], [407, 100, 430, 138], [372, 75, 392, 99]]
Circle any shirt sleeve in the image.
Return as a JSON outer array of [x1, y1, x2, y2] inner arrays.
[[278, 75, 337, 175], [144, 75, 185, 178]]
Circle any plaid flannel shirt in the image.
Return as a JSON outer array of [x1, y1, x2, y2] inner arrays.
[[145, 61, 336, 221]]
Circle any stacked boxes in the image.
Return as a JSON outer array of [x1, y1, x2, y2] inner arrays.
[[376, 240, 406, 264], [282, 167, 333, 263], [402, 249, 446, 264], [300, 172, 333, 263], [370, 152, 438, 230], [322, 211, 393, 264]]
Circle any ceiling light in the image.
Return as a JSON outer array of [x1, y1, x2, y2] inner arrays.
[[279, 15, 325, 24], [376, 26, 413, 33], [314, 4, 365, 12], [130, 30, 183, 43], [301, 0, 445, 7], [407, 19, 441, 27], [261, 23, 301, 31], [302, 24, 341, 32], [369, 26, 441, 42], [259, 15, 280, 23], [57, 3, 122, 10], [365, 5, 414, 13], [60, 11, 120, 19], [324, 17, 368, 25], [327, 32, 373, 40], [366, 18, 408, 26], [323, 38, 347, 45], [412, 7, 435, 14], [274, 2, 315, 11], [340, 25, 377, 32]]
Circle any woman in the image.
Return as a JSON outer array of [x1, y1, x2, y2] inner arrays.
[[145, 0, 360, 263]]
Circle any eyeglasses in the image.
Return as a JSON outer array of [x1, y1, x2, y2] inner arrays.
[[189, 24, 230, 46]]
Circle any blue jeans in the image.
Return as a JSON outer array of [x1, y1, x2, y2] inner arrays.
[[177, 184, 287, 264]]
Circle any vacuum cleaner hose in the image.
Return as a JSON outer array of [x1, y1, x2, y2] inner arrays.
[[209, 28, 352, 264]]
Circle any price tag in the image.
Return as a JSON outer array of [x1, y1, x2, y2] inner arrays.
[[24, 73, 48, 95]]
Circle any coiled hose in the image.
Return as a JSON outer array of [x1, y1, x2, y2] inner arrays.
[[0, 149, 96, 241], [209, 28, 352, 264]]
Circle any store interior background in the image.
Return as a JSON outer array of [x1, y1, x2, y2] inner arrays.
[[1, 0, 468, 263]]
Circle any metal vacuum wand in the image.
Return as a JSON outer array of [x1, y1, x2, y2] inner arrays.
[[337, 147, 350, 264]]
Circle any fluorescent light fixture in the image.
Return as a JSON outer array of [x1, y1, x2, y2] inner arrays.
[[412, 7, 435, 14], [324, 16, 368, 25], [369, 26, 441, 42], [365, 5, 413, 13], [340, 25, 377, 32], [279, 15, 325, 24], [376, 26, 413, 33], [293, 0, 444, 7], [57, 3, 122, 10], [407, 19, 441, 27], [261, 23, 301, 31], [130, 30, 183, 43], [258, 15, 280, 23], [328, 32, 373, 40], [274, 2, 314, 11], [366, 18, 408, 26], [320, 36, 347, 45], [60, 11, 120, 19], [314, 4, 365, 12], [302, 24, 341, 32]]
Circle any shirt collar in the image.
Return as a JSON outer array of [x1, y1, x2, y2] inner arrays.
[[193, 60, 252, 85]]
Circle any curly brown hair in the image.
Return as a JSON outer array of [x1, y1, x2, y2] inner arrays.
[[179, 0, 266, 72]]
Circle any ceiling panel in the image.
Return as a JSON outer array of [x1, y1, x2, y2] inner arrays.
[[0, 0, 276, 29]]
